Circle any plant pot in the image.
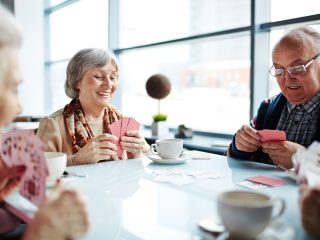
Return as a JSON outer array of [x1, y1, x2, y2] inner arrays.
[[151, 121, 169, 137]]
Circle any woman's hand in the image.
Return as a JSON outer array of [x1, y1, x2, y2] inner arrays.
[[235, 124, 261, 152], [23, 180, 89, 240], [120, 130, 149, 158], [261, 141, 305, 169], [70, 133, 118, 165], [0, 161, 26, 202], [299, 185, 320, 238]]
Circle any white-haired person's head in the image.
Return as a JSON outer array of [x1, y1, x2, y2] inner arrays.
[[0, 6, 23, 126]]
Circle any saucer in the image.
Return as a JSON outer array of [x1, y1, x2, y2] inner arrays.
[[215, 221, 294, 240], [147, 154, 190, 164]]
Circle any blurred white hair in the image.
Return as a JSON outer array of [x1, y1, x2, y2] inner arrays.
[[0, 5, 22, 83]]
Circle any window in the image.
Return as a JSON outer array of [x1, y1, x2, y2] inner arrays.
[[120, 35, 250, 134], [119, 0, 250, 48], [45, 0, 320, 135], [118, 0, 250, 134], [45, 0, 108, 112]]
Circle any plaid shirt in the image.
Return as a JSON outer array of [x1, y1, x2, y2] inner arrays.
[[277, 93, 320, 147]]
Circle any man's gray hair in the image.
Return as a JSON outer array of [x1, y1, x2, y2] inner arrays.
[[0, 5, 22, 83], [277, 26, 320, 56], [65, 48, 119, 99]]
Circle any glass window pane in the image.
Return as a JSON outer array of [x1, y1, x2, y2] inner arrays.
[[119, 0, 250, 48], [47, 62, 70, 112], [119, 36, 250, 134], [271, 0, 320, 21], [48, 0, 108, 61]]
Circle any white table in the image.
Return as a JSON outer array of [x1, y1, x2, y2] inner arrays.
[[5, 153, 310, 239]]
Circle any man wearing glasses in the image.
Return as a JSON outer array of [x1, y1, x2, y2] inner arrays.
[[227, 26, 320, 169]]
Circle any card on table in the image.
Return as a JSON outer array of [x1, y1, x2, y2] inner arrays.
[[246, 175, 288, 187], [1, 129, 48, 206], [237, 180, 268, 190], [109, 117, 141, 158]]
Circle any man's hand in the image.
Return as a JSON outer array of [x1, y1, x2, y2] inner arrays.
[[261, 141, 305, 169], [235, 124, 261, 152]]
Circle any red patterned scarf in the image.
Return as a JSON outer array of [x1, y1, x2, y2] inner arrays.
[[63, 98, 122, 154]]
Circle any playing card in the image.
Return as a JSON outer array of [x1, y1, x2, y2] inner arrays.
[[109, 120, 122, 138], [246, 175, 288, 187], [11, 129, 35, 166], [109, 120, 123, 157], [237, 180, 268, 190], [127, 117, 140, 132], [257, 130, 286, 143], [108, 117, 141, 158], [19, 135, 48, 206], [120, 117, 130, 136], [1, 129, 48, 206], [1, 131, 15, 167]]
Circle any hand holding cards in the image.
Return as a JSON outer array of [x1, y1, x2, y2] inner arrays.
[[108, 117, 140, 158], [1, 129, 48, 206]]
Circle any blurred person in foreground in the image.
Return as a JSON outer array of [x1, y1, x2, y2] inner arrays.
[[0, 5, 89, 240], [37, 48, 149, 166], [227, 26, 320, 169], [299, 185, 320, 238]]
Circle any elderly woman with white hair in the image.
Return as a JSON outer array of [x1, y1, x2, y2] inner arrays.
[[0, 5, 89, 240], [37, 48, 149, 165]]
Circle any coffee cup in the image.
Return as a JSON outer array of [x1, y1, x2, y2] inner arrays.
[[150, 139, 183, 159], [217, 190, 285, 239], [44, 152, 67, 184]]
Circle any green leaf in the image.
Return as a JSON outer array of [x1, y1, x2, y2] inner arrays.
[[153, 113, 167, 122]]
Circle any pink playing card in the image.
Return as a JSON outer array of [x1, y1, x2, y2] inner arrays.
[[120, 117, 130, 136], [109, 120, 122, 138], [126, 117, 140, 132], [19, 135, 47, 206], [258, 130, 286, 143], [246, 175, 288, 187], [1, 129, 47, 206], [1, 131, 15, 167], [109, 119, 123, 158]]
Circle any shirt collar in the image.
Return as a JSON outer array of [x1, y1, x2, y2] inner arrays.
[[287, 92, 320, 114]]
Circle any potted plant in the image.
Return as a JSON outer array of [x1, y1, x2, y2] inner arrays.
[[146, 74, 171, 136], [151, 112, 169, 136]]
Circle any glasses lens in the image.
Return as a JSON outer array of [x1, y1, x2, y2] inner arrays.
[[288, 65, 306, 76], [270, 67, 284, 77]]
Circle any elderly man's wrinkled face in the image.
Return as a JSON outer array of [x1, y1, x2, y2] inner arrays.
[[272, 43, 320, 105], [0, 48, 22, 127], [76, 61, 118, 109]]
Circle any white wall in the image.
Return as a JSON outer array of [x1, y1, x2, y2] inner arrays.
[[14, 0, 45, 116]]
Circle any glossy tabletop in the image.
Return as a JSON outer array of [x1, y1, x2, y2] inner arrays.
[[6, 153, 309, 239]]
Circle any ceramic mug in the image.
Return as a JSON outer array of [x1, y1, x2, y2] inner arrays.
[[44, 152, 67, 184], [217, 190, 285, 239], [150, 139, 183, 159]]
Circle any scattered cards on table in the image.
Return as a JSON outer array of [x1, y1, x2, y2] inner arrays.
[[257, 130, 286, 143], [1, 129, 48, 206], [108, 117, 140, 158]]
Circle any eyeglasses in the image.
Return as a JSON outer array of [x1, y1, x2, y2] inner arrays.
[[269, 53, 320, 78]]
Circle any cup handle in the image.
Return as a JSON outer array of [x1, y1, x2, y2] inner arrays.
[[150, 143, 158, 154], [271, 198, 285, 220]]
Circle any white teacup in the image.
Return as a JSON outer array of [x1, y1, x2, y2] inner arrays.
[[217, 190, 285, 239], [44, 152, 67, 184], [150, 139, 183, 159]]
